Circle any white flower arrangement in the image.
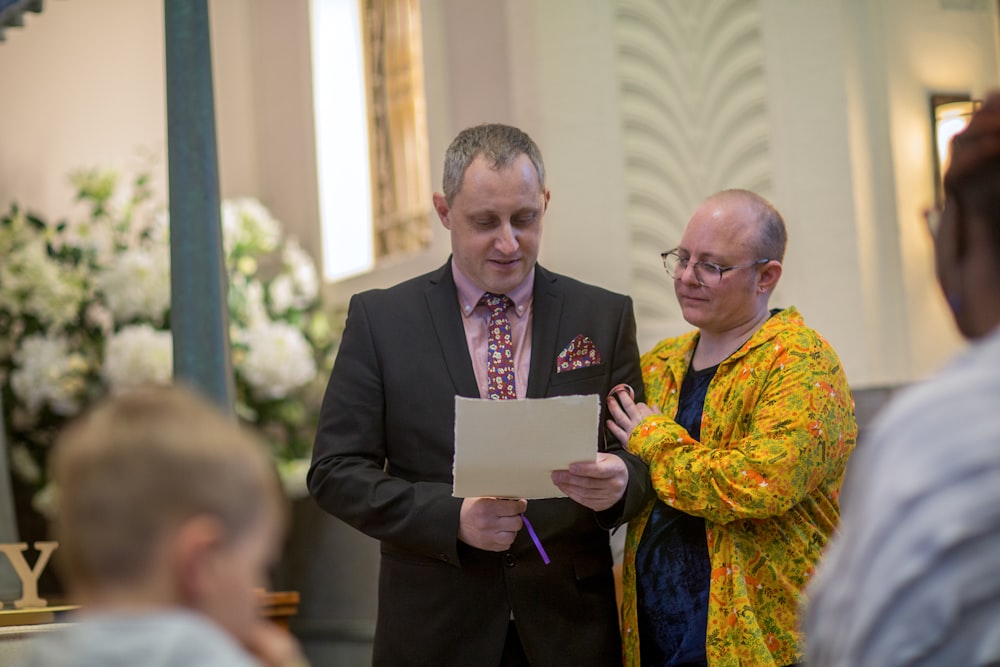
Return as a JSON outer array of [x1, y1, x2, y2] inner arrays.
[[0, 168, 341, 510]]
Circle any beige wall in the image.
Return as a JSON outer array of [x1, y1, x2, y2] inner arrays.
[[0, 0, 997, 389], [880, 0, 999, 378], [0, 0, 298, 224], [0, 0, 167, 218], [761, 0, 998, 385]]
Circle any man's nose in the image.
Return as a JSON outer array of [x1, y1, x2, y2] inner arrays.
[[495, 222, 519, 253]]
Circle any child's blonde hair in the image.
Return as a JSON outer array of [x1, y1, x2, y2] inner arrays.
[[49, 383, 286, 588]]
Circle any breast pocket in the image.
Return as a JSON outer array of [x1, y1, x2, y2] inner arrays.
[[547, 363, 607, 394]]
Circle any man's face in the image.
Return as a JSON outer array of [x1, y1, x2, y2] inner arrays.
[[434, 154, 549, 295], [673, 198, 764, 334]]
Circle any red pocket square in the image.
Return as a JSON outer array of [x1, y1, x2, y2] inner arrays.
[[556, 334, 602, 373]]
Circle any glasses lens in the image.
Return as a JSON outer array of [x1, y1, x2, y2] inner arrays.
[[662, 252, 677, 277], [698, 263, 723, 287]]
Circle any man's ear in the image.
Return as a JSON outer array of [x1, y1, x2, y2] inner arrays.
[[432, 193, 451, 230], [173, 515, 225, 605], [759, 260, 782, 293]]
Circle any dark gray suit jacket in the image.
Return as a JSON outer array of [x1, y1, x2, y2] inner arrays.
[[308, 261, 651, 666]]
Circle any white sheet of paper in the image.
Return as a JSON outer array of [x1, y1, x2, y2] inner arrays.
[[452, 394, 600, 499]]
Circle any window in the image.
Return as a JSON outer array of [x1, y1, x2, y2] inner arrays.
[[310, 0, 430, 282]]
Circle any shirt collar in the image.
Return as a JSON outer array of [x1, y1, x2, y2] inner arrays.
[[451, 259, 534, 319]]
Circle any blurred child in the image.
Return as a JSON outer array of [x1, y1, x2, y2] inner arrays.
[[15, 384, 308, 667]]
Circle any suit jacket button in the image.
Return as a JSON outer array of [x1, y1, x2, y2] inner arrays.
[[504, 553, 516, 568], [438, 553, 449, 562]]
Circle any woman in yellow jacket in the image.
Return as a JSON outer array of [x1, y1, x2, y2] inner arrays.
[[608, 190, 857, 667]]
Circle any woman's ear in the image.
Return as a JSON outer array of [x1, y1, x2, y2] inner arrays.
[[758, 260, 782, 293]]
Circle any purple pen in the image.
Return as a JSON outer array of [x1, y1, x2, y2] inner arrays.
[[521, 514, 550, 565]]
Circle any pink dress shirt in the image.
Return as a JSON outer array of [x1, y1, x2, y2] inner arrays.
[[451, 260, 534, 399]]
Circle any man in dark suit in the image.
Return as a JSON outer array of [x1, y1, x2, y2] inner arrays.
[[308, 123, 651, 666]]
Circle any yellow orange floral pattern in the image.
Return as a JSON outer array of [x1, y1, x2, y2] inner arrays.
[[620, 307, 857, 667]]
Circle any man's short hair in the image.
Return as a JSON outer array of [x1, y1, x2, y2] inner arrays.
[[441, 123, 546, 204], [50, 384, 285, 588]]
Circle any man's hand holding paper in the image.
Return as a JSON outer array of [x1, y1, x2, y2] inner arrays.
[[550, 452, 629, 512]]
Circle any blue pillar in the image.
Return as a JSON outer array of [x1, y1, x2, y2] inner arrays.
[[0, 392, 21, 602], [163, 0, 234, 411]]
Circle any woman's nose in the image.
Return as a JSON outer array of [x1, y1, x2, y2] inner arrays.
[[677, 261, 701, 286]]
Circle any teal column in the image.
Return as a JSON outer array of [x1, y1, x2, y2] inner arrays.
[[164, 0, 234, 412], [0, 392, 21, 602]]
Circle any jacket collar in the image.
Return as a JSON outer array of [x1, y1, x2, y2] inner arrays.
[[655, 306, 801, 372]]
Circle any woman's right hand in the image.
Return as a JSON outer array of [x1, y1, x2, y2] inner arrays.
[[606, 384, 659, 450]]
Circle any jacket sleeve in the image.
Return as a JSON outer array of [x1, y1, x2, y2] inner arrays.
[[307, 294, 465, 564]]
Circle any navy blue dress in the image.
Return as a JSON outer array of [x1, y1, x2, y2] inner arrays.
[[635, 363, 717, 667]]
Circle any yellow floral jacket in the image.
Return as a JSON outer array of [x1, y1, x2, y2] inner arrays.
[[621, 307, 857, 666]]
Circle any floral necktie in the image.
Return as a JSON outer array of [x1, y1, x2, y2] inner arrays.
[[481, 292, 516, 400]]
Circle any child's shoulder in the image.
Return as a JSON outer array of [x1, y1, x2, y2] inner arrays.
[[14, 610, 259, 667]]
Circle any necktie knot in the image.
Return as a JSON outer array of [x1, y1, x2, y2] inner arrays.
[[481, 293, 512, 320]]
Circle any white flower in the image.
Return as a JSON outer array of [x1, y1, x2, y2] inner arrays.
[[10, 333, 88, 416], [85, 302, 114, 335], [52, 215, 115, 261], [269, 238, 319, 314], [222, 198, 281, 257], [96, 247, 171, 324], [0, 208, 43, 256], [229, 278, 269, 329], [0, 240, 88, 330], [268, 274, 297, 315], [145, 208, 170, 245], [102, 324, 173, 392], [236, 321, 317, 400]]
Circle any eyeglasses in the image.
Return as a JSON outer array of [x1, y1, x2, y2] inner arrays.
[[661, 249, 771, 287]]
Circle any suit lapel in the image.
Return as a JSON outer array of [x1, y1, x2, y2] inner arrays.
[[527, 265, 563, 398], [425, 261, 480, 398]]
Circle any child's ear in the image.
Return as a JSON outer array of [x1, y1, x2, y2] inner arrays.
[[173, 515, 225, 605]]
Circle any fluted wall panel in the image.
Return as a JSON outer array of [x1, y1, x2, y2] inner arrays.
[[615, 0, 774, 331]]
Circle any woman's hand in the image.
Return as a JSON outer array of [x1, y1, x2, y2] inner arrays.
[[606, 384, 659, 450]]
